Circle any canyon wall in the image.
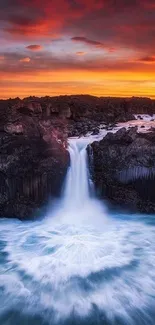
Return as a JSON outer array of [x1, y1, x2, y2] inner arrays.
[[1, 95, 155, 217], [0, 111, 69, 219], [88, 127, 155, 213]]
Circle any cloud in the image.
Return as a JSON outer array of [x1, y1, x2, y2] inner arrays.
[[141, 0, 155, 8], [76, 51, 87, 55], [1, 0, 155, 54], [0, 0, 84, 38], [137, 56, 155, 63], [0, 0, 155, 99], [26, 45, 43, 51], [20, 57, 31, 63], [1, 49, 155, 76], [72, 37, 105, 48]]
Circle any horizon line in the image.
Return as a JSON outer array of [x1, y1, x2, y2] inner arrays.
[[0, 94, 155, 101]]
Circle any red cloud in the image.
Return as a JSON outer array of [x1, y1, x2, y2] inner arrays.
[[137, 56, 155, 63], [1, 0, 83, 38], [1, 0, 155, 80], [1, 0, 155, 55], [26, 45, 43, 51], [141, 0, 155, 8]]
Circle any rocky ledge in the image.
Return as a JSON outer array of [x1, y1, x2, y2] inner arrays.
[[88, 127, 155, 213], [0, 95, 138, 138]]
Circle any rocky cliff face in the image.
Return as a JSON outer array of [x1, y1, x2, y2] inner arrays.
[[1, 95, 155, 218], [0, 111, 69, 219], [88, 127, 155, 213]]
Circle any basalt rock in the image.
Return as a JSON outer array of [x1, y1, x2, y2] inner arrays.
[[0, 114, 69, 219], [3, 95, 155, 139], [0, 95, 137, 126], [88, 127, 155, 213]]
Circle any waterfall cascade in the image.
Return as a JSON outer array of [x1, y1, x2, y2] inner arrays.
[[64, 139, 92, 207], [57, 137, 107, 227]]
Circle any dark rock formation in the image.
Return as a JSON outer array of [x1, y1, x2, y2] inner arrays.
[[1, 95, 155, 139], [88, 127, 155, 213], [1, 95, 155, 123], [1, 94, 155, 218], [0, 113, 69, 219]]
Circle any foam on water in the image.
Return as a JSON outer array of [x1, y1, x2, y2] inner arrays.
[[0, 216, 155, 325], [0, 136, 155, 325]]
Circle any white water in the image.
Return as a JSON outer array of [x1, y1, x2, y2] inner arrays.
[[58, 138, 107, 228], [64, 139, 91, 207], [0, 137, 155, 325]]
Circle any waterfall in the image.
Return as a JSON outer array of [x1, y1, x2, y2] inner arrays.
[[64, 139, 91, 207], [57, 137, 107, 227], [1, 137, 155, 325]]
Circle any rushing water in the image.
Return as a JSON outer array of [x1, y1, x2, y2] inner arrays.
[[0, 138, 155, 325]]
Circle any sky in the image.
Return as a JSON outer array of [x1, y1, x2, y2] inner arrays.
[[0, 0, 155, 99]]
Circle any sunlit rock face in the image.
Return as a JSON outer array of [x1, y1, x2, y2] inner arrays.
[[89, 127, 155, 213]]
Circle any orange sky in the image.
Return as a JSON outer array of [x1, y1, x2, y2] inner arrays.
[[0, 0, 155, 99]]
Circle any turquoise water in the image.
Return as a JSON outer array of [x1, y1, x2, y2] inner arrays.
[[0, 212, 155, 325]]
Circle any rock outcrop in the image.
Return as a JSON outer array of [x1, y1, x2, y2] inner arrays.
[[2, 95, 155, 138], [88, 127, 155, 213], [0, 113, 69, 219]]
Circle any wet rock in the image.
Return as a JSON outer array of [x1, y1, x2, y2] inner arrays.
[[91, 128, 99, 135]]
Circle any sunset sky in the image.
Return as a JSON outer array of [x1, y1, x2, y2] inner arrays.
[[0, 0, 155, 99]]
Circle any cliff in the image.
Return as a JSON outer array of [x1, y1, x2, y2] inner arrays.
[[0, 111, 69, 219], [89, 127, 155, 213]]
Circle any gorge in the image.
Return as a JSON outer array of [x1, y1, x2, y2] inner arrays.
[[1, 96, 155, 324], [0, 133, 155, 325], [1, 0, 155, 322], [1, 95, 155, 217]]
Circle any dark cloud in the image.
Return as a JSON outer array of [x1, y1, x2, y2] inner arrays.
[[71, 37, 105, 48]]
